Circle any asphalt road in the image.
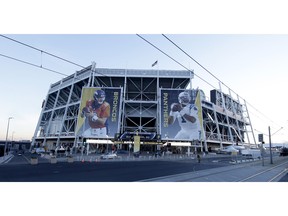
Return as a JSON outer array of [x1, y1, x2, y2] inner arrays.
[[0, 154, 233, 182]]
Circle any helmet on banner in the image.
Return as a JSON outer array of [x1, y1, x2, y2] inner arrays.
[[94, 89, 106, 104], [178, 91, 191, 105]]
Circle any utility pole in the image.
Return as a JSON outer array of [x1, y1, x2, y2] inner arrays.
[[268, 126, 273, 164], [4, 117, 13, 156]]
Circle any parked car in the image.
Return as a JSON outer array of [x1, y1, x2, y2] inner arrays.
[[55, 146, 66, 155], [100, 152, 118, 159], [35, 147, 45, 154], [17, 150, 24, 156]]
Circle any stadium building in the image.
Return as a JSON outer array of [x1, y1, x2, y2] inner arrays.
[[31, 63, 256, 154]]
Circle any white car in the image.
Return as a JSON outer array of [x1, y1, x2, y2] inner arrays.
[[100, 153, 118, 159], [35, 147, 46, 154]]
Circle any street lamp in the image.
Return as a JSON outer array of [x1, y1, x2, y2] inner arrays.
[[4, 117, 13, 156]]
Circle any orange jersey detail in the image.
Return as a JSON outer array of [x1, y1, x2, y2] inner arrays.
[[85, 100, 110, 128]]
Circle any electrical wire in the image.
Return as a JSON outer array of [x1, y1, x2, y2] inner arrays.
[[1, 34, 283, 131], [161, 34, 282, 129], [0, 34, 108, 78], [0, 34, 85, 69], [0, 53, 70, 77], [0, 52, 109, 83], [162, 34, 223, 85], [137, 34, 282, 132], [136, 34, 217, 90]]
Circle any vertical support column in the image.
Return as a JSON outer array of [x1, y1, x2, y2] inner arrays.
[[156, 69, 160, 138], [236, 95, 250, 144], [46, 83, 62, 146], [90, 61, 96, 87], [212, 104, 223, 149], [31, 93, 49, 150], [218, 82, 233, 143], [57, 81, 75, 147], [228, 89, 242, 143], [121, 69, 128, 135], [243, 100, 256, 145]]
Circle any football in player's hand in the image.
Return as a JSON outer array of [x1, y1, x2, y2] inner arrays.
[[171, 103, 182, 112], [82, 107, 89, 113]]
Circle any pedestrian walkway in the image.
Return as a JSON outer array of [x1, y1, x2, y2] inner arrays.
[[138, 156, 288, 182]]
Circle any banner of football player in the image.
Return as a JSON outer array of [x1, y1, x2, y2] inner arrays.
[[160, 88, 203, 141], [76, 87, 123, 138]]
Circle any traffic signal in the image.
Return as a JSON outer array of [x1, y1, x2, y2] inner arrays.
[[258, 134, 264, 143]]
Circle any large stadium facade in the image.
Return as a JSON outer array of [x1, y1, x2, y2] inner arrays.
[[31, 64, 256, 154]]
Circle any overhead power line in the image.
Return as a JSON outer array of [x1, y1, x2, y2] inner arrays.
[[136, 34, 217, 90], [0, 34, 85, 69], [160, 34, 281, 128], [1, 34, 282, 130], [162, 34, 241, 97], [162, 34, 222, 84], [137, 34, 281, 129], [0, 34, 108, 78], [0, 52, 110, 82], [0, 53, 70, 77]]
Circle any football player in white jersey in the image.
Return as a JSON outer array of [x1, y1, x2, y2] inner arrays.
[[168, 91, 201, 140]]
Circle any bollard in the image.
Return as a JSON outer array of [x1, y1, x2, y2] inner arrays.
[[67, 157, 74, 163], [50, 157, 57, 164], [30, 157, 38, 165]]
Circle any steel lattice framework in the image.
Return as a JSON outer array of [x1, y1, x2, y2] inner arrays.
[[31, 64, 256, 152]]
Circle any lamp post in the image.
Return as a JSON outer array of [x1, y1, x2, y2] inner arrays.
[[4, 117, 13, 156], [268, 126, 273, 164]]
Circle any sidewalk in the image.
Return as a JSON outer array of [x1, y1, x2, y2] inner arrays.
[[26, 152, 277, 164], [138, 156, 288, 182]]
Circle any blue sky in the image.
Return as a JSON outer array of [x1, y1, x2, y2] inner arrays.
[[1, 34, 288, 143]]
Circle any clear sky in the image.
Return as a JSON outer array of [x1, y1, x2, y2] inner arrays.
[[1, 34, 288, 143]]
